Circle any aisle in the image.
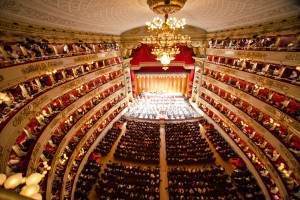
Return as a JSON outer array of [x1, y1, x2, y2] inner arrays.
[[159, 124, 169, 200]]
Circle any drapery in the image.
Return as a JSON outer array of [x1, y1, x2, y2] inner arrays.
[[136, 73, 188, 95]]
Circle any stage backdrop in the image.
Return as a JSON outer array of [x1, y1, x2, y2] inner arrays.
[[136, 73, 188, 95]]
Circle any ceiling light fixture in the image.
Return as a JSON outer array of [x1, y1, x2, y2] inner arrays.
[[143, 0, 190, 69]]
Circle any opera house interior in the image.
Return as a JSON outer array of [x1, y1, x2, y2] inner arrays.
[[0, 0, 299, 199]]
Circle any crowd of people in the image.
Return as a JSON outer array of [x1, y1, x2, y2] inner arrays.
[[0, 36, 119, 67], [125, 93, 200, 120], [201, 81, 300, 159], [231, 169, 265, 200], [203, 68, 300, 121], [96, 163, 160, 200], [8, 81, 124, 173], [50, 101, 127, 199], [204, 123, 237, 160], [208, 34, 299, 51], [201, 105, 288, 199], [75, 160, 101, 200], [0, 57, 122, 129], [95, 125, 122, 156], [168, 166, 239, 199], [165, 121, 214, 164], [207, 55, 299, 85], [114, 121, 160, 164]]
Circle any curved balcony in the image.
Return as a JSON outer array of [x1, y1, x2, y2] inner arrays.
[[207, 34, 299, 52], [0, 57, 121, 130], [202, 72, 300, 128], [0, 66, 123, 172], [70, 113, 126, 200], [197, 98, 288, 200], [0, 52, 121, 90], [199, 86, 300, 181], [201, 80, 300, 157], [46, 95, 126, 199], [206, 48, 300, 67], [198, 95, 298, 197], [205, 61, 299, 97], [26, 78, 124, 174], [61, 102, 127, 199], [0, 40, 119, 68], [190, 101, 271, 200]]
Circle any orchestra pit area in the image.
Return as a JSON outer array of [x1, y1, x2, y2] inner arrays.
[[124, 93, 201, 120]]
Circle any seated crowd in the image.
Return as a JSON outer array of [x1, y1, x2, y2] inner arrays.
[[208, 34, 299, 51], [201, 106, 290, 199], [75, 160, 101, 200], [114, 120, 160, 164], [50, 102, 127, 199], [203, 123, 237, 160], [207, 55, 299, 85], [231, 169, 265, 200], [74, 120, 124, 199], [165, 121, 214, 164], [96, 163, 160, 200], [95, 125, 123, 156], [125, 93, 200, 120], [168, 166, 239, 200], [0, 36, 119, 67]]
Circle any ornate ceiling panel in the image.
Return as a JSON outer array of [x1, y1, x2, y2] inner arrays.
[[0, 0, 299, 35]]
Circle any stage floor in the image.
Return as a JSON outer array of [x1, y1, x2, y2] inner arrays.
[[124, 92, 202, 121]]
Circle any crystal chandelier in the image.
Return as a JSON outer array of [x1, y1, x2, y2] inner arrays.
[[143, 0, 190, 69]]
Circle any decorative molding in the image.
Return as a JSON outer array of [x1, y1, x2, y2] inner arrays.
[[197, 98, 289, 200], [205, 62, 300, 101], [206, 48, 300, 67], [27, 76, 124, 174], [202, 75, 300, 138], [200, 85, 300, 180], [0, 65, 121, 172], [190, 101, 271, 200], [0, 52, 118, 91]]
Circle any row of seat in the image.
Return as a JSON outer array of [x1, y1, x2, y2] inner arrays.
[[203, 68, 300, 121], [51, 102, 127, 200], [165, 121, 215, 165], [114, 120, 160, 164], [206, 55, 299, 85], [201, 104, 284, 200], [203, 122, 237, 161], [96, 163, 160, 200], [0, 36, 119, 67], [74, 120, 124, 200], [201, 80, 299, 159], [208, 34, 299, 51], [0, 56, 121, 129], [199, 92, 297, 194]]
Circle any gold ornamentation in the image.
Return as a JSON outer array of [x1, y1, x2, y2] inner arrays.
[[147, 0, 187, 15], [21, 61, 63, 74]]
